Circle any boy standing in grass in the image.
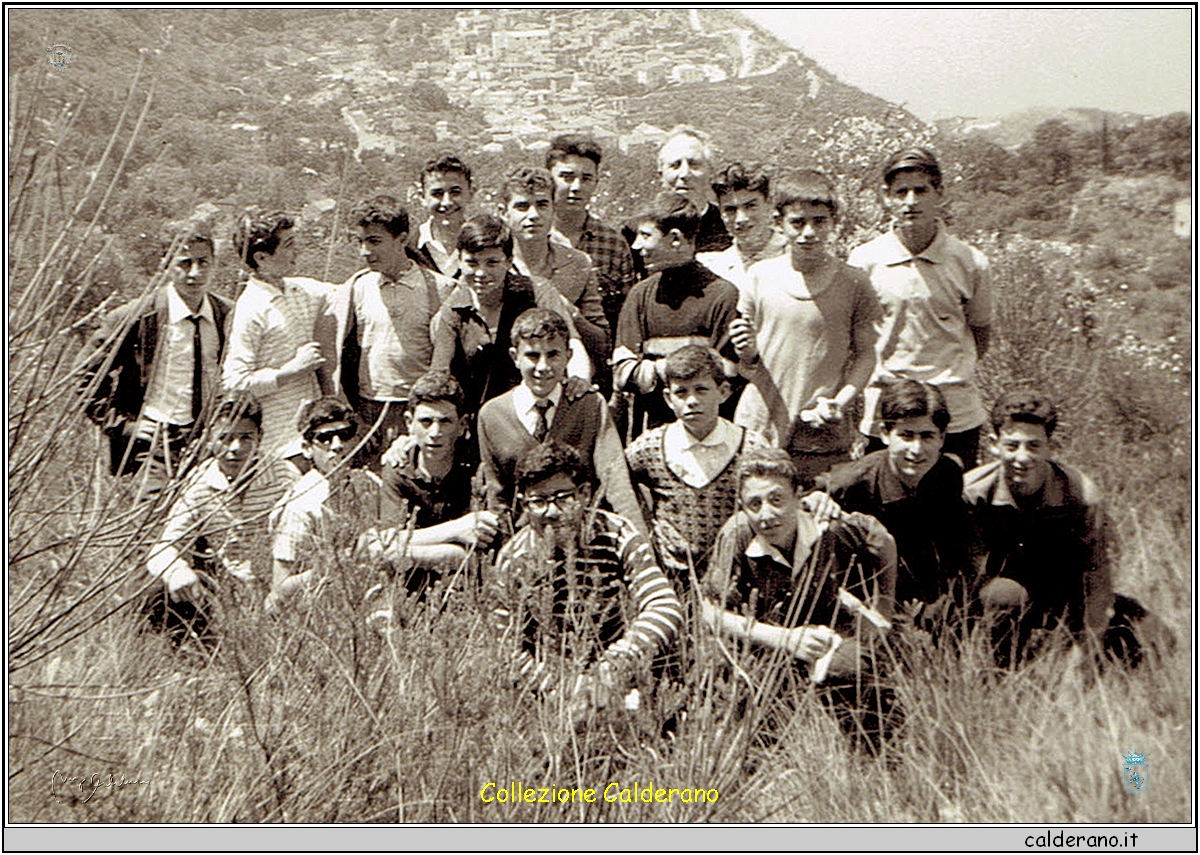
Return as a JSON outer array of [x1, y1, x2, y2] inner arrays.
[[499, 166, 610, 378], [613, 192, 740, 435], [810, 380, 971, 630], [477, 308, 643, 534], [696, 163, 787, 293], [487, 441, 682, 716], [702, 448, 898, 753], [412, 153, 474, 279], [849, 147, 993, 469], [429, 214, 591, 416], [545, 134, 637, 337], [80, 232, 233, 482], [223, 209, 329, 461], [731, 172, 880, 489], [340, 195, 450, 470], [626, 345, 768, 589]]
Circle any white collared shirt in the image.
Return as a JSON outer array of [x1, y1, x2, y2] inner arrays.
[[418, 219, 461, 279], [742, 508, 821, 572], [142, 285, 220, 426], [511, 382, 564, 439], [350, 264, 442, 402], [662, 417, 741, 488]]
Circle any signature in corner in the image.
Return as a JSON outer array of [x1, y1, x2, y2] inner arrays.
[[50, 770, 150, 803]]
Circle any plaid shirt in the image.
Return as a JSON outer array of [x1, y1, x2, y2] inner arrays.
[[552, 212, 635, 329]]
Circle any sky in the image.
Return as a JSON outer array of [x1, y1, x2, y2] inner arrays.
[[742, 7, 1193, 121]]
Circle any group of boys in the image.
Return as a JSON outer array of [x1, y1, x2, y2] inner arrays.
[[81, 128, 1157, 749]]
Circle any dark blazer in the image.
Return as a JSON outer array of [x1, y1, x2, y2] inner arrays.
[[80, 287, 234, 474]]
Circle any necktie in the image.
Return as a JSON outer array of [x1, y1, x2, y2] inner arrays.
[[533, 398, 553, 443], [189, 315, 203, 423]]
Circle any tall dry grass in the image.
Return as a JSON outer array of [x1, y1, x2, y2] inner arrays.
[[8, 68, 1191, 824]]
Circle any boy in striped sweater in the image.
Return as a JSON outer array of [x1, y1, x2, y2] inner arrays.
[[488, 441, 682, 717]]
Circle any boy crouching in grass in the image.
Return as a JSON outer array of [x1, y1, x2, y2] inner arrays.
[[266, 397, 375, 614], [143, 395, 288, 645], [625, 344, 768, 592], [701, 448, 899, 754], [487, 440, 682, 723], [356, 371, 500, 601]]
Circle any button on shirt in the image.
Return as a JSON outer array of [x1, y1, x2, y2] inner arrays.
[[223, 276, 325, 458], [848, 223, 993, 434], [417, 220, 461, 280], [142, 285, 221, 426], [350, 265, 442, 402], [662, 417, 741, 488], [511, 382, 563, 439]]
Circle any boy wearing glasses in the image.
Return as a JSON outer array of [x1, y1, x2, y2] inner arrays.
[[488, 440, 682, 716], [476, 308, 644, 535], [266, 396, 365, 613]]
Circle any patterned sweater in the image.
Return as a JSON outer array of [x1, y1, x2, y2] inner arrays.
[[488, 509, 682, 693], [626, 422, 769, 588]]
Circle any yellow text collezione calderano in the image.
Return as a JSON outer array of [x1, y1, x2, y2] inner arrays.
[[479, 781, 719, 805]]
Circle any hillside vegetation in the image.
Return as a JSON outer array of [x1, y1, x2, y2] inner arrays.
[[7, 8, 1191, 825]]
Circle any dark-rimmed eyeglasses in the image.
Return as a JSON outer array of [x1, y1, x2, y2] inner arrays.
[[520, 488, 578, 514]]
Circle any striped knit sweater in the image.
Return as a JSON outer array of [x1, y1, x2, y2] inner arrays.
[[626, 422, 769, 588], [488, 509, 682, 693]]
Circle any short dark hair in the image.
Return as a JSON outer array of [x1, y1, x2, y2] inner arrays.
[[711, 162, 770, 201], [232, 208, 294, 270], [546, 133, 602, 169], [634, 192, 703, 242], [500, 166, 556, 206], [510, 307, 569, 348], [990, 389, 1058, 437], [296, 396, 358, 442], [774, 171, 838, 218], [662, 344, 727, 386], [883, 146, 943, 190], [408, 370, 465, 415], [516, 439, 586, 493], [351, 195, 410, 238], [736, 447, 801, 493], [456, 214, 513, 257], [422, 153, 473, 188], [880, 380, 950, 433], [212, 394, 263, 432]]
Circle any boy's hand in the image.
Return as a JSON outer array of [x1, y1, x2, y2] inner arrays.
[[729, 317, 759, 364], [380, 434, 419, 468], [801, 490, 843, 526], [451, 510, 500, 548], [281, 342, 325, 378], [806, 396, 843, 428], [562, 375, 595, 403], [787, 624, 837, 664]]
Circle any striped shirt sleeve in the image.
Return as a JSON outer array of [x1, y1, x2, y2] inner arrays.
[[603, 517, 682, 667]]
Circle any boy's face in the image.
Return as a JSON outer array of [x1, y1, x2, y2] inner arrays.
[[510, 334, 570, 400], [422, 170, 473, 233], [405, 400, 465, 466], [740, 474, 801, 551], [659, 134, 709, 203], [781, 201, 835, 263], [549, 154, 598, 212], [165, 241, 214, 303], [883, 414, 945, 488], [522, 471, 589, 546], [995, 422, 1052, 498], [500, 188, 553, 244], [212, 416, 260, 481], [664, 373, 729, 439], [461, 246, 510, 304], [883, 169, 942, 232], [357, 223, 409, 277], [303, 419, 355, 476], [254, 228, 297, 279], [631, 221, 691, 274], [717, 189, 772, 252]]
